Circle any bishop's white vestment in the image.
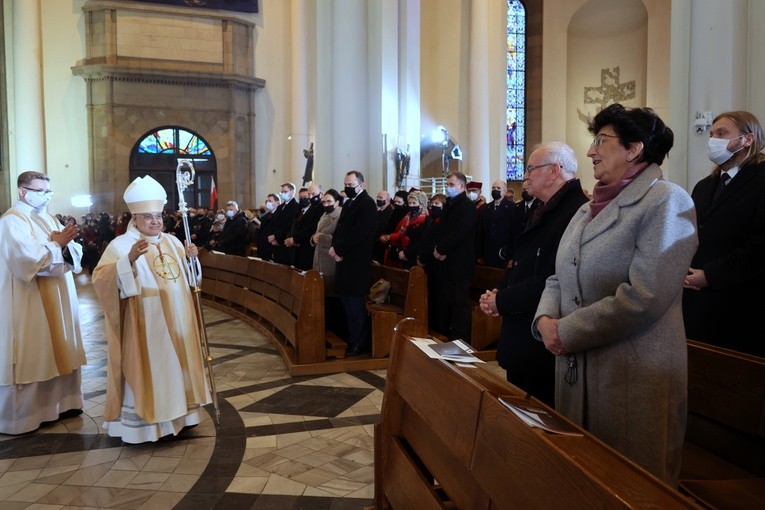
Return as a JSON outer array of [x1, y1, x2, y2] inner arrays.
[[0, 202, 86, 434], [92, 224, 211, 443]]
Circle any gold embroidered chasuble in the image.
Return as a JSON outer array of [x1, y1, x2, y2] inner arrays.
[[92, 225, 209, 424]]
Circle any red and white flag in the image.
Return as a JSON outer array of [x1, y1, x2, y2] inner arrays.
[[210, 176, 218, 210]]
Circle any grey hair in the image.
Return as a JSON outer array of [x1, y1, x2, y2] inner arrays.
[[533, 141, 578, 177]]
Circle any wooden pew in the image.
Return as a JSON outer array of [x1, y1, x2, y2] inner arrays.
[[469, 265, 504, 351], [678, 340, 765, 509], [366, 264, 428, 358], [199, 252, 393, 375], [374, 318, 701, 509]]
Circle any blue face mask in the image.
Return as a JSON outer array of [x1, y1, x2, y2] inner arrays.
[[280, 191, 291, 201], [445, 186, 458, 198]]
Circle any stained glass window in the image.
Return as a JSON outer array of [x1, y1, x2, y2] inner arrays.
[[138, 127, 211, 155], [506, 0, 526, 181]]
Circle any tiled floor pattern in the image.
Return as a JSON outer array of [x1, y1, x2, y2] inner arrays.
[[0, 274, 382, 510]]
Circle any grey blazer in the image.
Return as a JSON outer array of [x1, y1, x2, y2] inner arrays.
[[533, 164, 698, 486]]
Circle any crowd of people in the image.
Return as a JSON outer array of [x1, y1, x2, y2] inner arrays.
[[1, 103, 763, 489]]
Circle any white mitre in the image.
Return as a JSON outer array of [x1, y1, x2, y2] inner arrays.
[[123, 175, 167, 214]]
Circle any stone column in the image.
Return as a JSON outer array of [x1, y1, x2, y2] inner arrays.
[[12, 0, 46, 172]]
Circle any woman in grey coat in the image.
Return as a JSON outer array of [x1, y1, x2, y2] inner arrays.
[[311, 189, 342, 294], [533, 104, 698, 486]]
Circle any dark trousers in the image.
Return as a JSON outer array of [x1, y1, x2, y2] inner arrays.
[[506, 370, 554, 408], [432, 276, 472, 342], [340, 295, 370, 350]]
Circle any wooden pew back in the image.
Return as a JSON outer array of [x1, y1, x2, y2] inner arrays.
[[366, 265, 428, 357], [375, 319, 701, 509], [469, 265, 505, 350]]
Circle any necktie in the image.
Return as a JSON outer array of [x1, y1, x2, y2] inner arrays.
[[712, 173, 731, 204]]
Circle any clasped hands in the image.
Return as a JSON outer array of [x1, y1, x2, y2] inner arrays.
[[50, 224, 79, 247]]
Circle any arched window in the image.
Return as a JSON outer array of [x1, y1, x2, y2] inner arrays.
[[129, 127, 217, 212], [506, 0, 526, 181]]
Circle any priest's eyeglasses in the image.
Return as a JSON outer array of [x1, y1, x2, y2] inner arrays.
[[525, 163, 554, 174], [22, 187, 53, 195]]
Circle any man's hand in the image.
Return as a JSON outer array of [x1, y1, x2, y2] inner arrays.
[[328, 246, 343, 262], [185, 240, 198, 259], [50, 224, 79, 247], [129, 238, 149, 263], [284, 237, 295, 248], [478, 289, 499, 317]]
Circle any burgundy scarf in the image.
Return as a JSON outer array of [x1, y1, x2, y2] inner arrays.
[[589, 162, 648, 218]]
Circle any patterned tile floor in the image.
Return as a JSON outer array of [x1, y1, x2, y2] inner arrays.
[[0, 274, 384, 510]]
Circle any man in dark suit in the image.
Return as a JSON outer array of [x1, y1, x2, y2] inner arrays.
[[479, 142, 587, 406], [215, 200, 249, 255], [268, 182, 300, 265], [286, 183, 324, 270], [477, 179, 522, 268], [516, 180, 541, 229], [329, 171, 378, 355], [256, 194, 280, 261], [683, 110, 765, 357], [421, 171, 477, 342]]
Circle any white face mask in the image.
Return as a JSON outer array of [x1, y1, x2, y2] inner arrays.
[[24, 190, 53, 210], [707, 135, 745, 165], [467, 191, 479, 202]]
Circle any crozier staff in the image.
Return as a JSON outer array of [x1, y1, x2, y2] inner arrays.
[[92, 176, 211, 443]]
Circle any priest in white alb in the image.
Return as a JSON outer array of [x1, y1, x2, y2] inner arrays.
[[92, 175, 211, 443], [0, 171, 86, 435]]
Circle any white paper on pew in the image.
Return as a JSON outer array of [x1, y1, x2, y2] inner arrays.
[[247, 256, 262, 260], [410, 337, 440, 358], [429, 340, 485, 364], [211, 250, 225, 255]]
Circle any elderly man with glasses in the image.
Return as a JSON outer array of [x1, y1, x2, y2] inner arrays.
[[0, 170, 86, 434]]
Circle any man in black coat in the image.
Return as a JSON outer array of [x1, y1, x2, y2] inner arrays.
[[516, 180, 541, 228], [477, 179, 523, 268], [286, 184, 324, 270], [215, 200, 249, 256], [683, 111, 765, 357], [256, 194, 280, 261], [329, 171, 378, 355], [421, 171, 477, 342], [479, 142, 587, 406], [268, 182, 300, 265]]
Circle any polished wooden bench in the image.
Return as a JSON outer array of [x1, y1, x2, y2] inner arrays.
[[468, 265, 504, 351], [374, 318, 701, 509], [366, 264, 428, 358], [679, 340, 765, 509], [199, 252, 392, 375]]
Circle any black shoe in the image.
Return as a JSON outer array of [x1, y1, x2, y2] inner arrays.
[[346, 345, 369, 357]]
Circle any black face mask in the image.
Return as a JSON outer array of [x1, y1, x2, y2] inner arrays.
[[323, 205, 335, 214], [344, 185, 358, 199], [408, 205, 420, 215], [376, 199, 386, 208], [491, 190, 502, 201], [430, 206, 443, 218], [521, 190, 533, 202], [310, 195, 321, 205], [299, 197, 310, 208]]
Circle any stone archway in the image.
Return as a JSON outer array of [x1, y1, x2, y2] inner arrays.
[[72, 0, 264, 214]]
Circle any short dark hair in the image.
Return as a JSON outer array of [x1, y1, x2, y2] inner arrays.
[[588, 103, 674, 166], [323, 188, 342, 202], [18, 171, 49, 187], [346, 170, 365, 183], [447, 171, 467, 185]]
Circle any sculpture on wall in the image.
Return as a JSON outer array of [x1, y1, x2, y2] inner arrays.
[[394, 145, 411, 189], [577, 66, 636, 125], [302, 143, 314, 186]]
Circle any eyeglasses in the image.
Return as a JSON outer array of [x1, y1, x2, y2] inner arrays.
[[525, 163, 554, 174], [22, 187, 53, 195], [591, 133, 620, 148]]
